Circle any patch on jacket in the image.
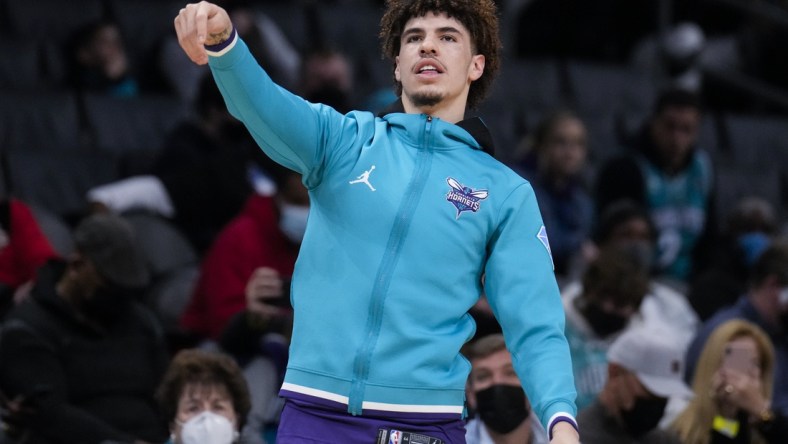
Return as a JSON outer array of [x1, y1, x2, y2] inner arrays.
[[537, 225, 554, 270], [445, 177, 488, 219]]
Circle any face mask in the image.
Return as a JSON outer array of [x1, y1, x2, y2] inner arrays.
[[620, 241, 655, 273], [475, 384, 530, 435], [737, 232, 770, 267], [619, 396, 667, 438], [580, 301, 629, 338], [81, 283, 135, 324], [279, 202, 309, 244], [179, 411, 238, 444]]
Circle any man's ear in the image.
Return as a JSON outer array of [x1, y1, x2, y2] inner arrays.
[[468, 54, 485, 82], [394, 56, 401, 82]]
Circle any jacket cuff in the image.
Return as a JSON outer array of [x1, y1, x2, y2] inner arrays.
[[204, 27, 238, 57], [548, 412, 579, 440]]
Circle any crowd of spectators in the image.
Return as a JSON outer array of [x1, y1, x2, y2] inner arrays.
[[1, 0, 788, 443]]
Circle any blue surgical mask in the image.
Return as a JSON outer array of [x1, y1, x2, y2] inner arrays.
[[279, 202, 309, 244], [737, 232, 770, 267]]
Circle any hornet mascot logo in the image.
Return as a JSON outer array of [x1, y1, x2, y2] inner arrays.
[[446, 177, 488, 219]]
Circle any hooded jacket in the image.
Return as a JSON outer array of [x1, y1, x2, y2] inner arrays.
[[206, 32, 577, 432]]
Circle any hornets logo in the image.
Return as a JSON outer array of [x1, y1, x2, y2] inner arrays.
[[446, 177, 488, 219]]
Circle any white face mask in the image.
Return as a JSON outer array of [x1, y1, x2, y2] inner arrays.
[[179, 411, 238, 444], [779, 288, 788, 307], [279, 202, 309, 244]]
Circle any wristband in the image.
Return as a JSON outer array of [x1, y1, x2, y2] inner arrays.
[[712, 415, 740, 438]]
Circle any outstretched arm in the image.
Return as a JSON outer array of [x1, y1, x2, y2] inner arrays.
[[174, 1, 233, 65]]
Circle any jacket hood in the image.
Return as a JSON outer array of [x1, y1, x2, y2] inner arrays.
[[377, 100, 496, 156]]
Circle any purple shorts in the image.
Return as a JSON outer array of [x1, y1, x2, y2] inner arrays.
[[276, 398, 467, 443]]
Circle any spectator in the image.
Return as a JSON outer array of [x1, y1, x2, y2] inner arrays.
[[298, 48, 356, 114], [464, 333, 548, 444], [179, 163, 306, 342], [514, 110, 593, 278], [87, 74, 266, 254], [685, 240, 788, 416], [577, 326, 691, 444], [0, 198, 58, 318], [65, 20, 140, 97], [561, 246, 651, 410], [156, 348, 255, 444], [572, 199, 700, 343], [177, 164, 306, 439], [672, 319, 788, 444], [0, 214, 168, 443], [595, 88, 716, 284], [688, 196, 778, 322]]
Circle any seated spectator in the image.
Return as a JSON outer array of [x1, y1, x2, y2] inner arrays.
[[87, 74, 266, 254], [689, 196, 778, 321], [514, 110, 593, 278], [218, 277, 295, 443], [571, 199, 700, 342], [685, 240, 788, 416], [577, 326, 691, 444], [178, 163, 307, 342], [562, 246, 651, 410], [464, 333, 547, 444], [0, 214, 168, 443], [0, 197, 58, 318], [672, 319, 788, 444], [298, 48, 356, 114], [65, 20, 140, 97], [156, 348, 256, 444], [595, 88, 716, 284]]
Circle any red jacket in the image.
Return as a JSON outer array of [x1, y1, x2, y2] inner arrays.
[[0, 199, 58, 289], [180, 195, 297, 339]]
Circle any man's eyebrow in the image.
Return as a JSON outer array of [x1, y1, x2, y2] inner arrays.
[[402, 27, 424, 38], [402, 26, 463, 38]]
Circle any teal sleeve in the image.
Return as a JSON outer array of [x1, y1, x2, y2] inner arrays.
[[484, 183, 578, 430], [207, 37, 362, 188]]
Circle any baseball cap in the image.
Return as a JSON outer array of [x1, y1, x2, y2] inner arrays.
[[607, 326, 693, 399], [73, 213, 150, 288]]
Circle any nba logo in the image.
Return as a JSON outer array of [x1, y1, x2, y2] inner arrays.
[[389, 430, 402, 444]]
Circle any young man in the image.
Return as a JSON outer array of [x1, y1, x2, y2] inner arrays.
[[594, 88, 714, 283], [464, 334, 548, 444], [174, 1, 579, 442], [577, 326, 690, 444]]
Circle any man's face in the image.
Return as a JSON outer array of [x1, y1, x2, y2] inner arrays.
[[649, 106, 700, 169], [394, 12, 484, 113], [469, 349, 520, 395]]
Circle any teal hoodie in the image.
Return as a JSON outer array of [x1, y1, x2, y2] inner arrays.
[[207, 33, 577, 432]]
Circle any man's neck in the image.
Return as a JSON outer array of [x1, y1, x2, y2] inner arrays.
[[401, 97, 466, 124]]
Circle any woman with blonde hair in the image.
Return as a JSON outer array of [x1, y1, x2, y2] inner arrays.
[[672, 319, 787, 443]]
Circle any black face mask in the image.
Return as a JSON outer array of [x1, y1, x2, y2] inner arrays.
[[81, 283, 137, 325], [580, 301, 629, 338], [619, 396, 668, 438], [780, 310, 788, 334], [475, 384, 530, 435]]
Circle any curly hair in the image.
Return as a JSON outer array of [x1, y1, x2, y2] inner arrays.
[[155, 349, 251, 430], [379, 0, 501, 110]]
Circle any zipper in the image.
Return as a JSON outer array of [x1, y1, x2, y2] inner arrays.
[[347, 114, 434, 415]]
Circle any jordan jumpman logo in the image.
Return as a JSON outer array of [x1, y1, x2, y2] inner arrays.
[[349, 165, 376, 191]]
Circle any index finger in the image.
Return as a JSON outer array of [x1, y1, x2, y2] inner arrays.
[[195, 1, 209, 44]]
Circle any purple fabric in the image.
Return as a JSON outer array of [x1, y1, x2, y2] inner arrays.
[[279, 390, 464, 421], [276, 398, 467, 443]]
